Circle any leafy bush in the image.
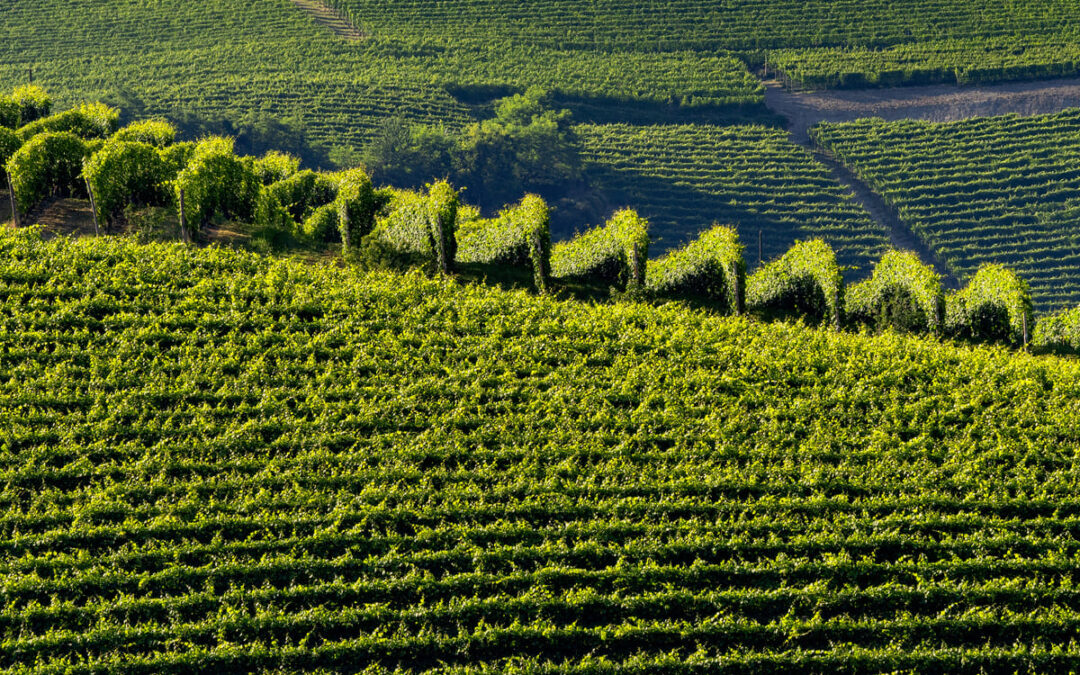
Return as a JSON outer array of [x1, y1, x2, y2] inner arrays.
[[551, 208, 649, 291], [646, 225, 744, 314], [111, 119, 177, 148], [367, 180, 459, 273], [747, 239, 843, 328], [18, 102, 120, 142], [83, 140, 173, 229], [332, 168, 380, 249], [946, 264, 1033, 345], [252, 150, 300, 185], [260, 170, 338, 224], [6, 131, 91, 214], [846, 250, 945, 334], [0, 86, 51, 129], [173, 137, 259, 232], [0, 127, 21, 168], [1032, 306, 1080, 354], [456, 193, 551, 292]]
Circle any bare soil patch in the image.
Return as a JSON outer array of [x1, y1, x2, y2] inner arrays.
[[766, 77, 1080, 143], [287, 0, 363, 42]]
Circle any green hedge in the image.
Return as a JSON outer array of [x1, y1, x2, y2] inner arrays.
[[6, 131, 93, 214], [747, 239, 843, 328], [173, 137, 259, 232], [111, 120, 177, 148], [1033, 306, 1080, 355], [646, 225, 744, 314], [551, 208, 649, 291], [456, 193, 551, 292], [17, 102, 119, 143], [946, 263, 1033, 346], [368, 180, 458, 273], [847, 250, 945, 334], [83, 140, 175, 229], [252, 151, 300, 185], [0, 86, 51, 129]]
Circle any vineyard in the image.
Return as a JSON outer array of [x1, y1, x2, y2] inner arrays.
[[0, 229, 1077, 672], [811, 109, 1080, 314], [579, 123, 889, 271]]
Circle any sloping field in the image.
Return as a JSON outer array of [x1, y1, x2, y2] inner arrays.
[[579, 123, 890, 270], [813, 109, 1080, 313], [2, 230, 1080, 672]]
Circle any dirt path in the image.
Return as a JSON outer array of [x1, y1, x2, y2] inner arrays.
[[287, 0, 363, 42], [765, 77, 1080, 144]]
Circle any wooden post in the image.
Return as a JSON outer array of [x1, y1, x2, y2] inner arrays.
[[1022, 312, 1029, 349], [6, 170, 20, 229], [178, 188, 189, 243], [84, 176, 100, 236]]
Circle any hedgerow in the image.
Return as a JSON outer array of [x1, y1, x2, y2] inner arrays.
[[17, 101, 119, 142], [83, 140, 174, 230], [367, 180, 458, 273], [332, 168, 380, 248], [111, 119, 177, 148], [0, 85, 51, 129], [946, 264, 1034, 346], [173, 137, 260, 232], [456, 194, 551, 292], [252, 150, 301, 185], [846, 250, 944, 334], [5, 131, 93, 214], [646, 224, 744, 314], [747, 239, 844, 328], [551, 208, 649, 291], [1033, 306, 1080, 355]]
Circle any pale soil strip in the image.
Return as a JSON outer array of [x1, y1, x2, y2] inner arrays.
[[286, 0, 364, 42]]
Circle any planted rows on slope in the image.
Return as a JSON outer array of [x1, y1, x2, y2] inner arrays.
[[578, 123, 890, 274], [2, 231, 1080, 671], [812, 109, 1080, 313]]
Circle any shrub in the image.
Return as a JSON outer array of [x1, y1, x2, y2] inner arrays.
[[252, 150, 300, 185], [332, 168, 380, 249], [367, 180, 459, 273], [160, 142, 196, 177], [18, 102, 120, 142], [83, 140, 172, 229], [647, 225, 744, 314], [6, 131, 91, 214], [0, 127, 21, 168], [747, 239, 843, 328], [946, 264, 1033, 345], [261, 170, 338, 224], [112, 120, 177, 148], [456, 194, 551, 292], [173, 137, 259, 232], [0, 86, 52, 129], [551, 208, 649, 291], [1032, 306, 1080, 355], [846, 250, 945, 334]]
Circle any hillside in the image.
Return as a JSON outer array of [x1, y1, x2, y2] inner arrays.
[[2, 229, 1080, 672]]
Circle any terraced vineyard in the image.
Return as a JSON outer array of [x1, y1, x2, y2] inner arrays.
[[812, 110, 1080, 313], [579, 123, 890, 272], [2, 230, 1080, 672]]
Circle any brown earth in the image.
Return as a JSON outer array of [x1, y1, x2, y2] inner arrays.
[[287, 0, 363, 42]]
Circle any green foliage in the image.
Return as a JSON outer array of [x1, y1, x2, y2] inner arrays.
[[369, 180, 459, 273], [111, 119, 177, 147], [1, 228, 1080, 672], [551, 208, 649, 291], [83, 140, 173, 229], [0, 126, 21, 168], [5, 131, 90, 214], [17, 101, 120, 142], [332, 168, 380, 249], [252, 150, 301, 185], [0, 85, 51, 128], [946, 264, 1034, 345], [747, 239, 844, 328], [811, 111, 1080, 313], [646, 225, 745, 314], [1033, 306, 1080, 354], [456, 193, 551, 292], [847, 250, 945, 334], [173, 136, 259, 231]]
